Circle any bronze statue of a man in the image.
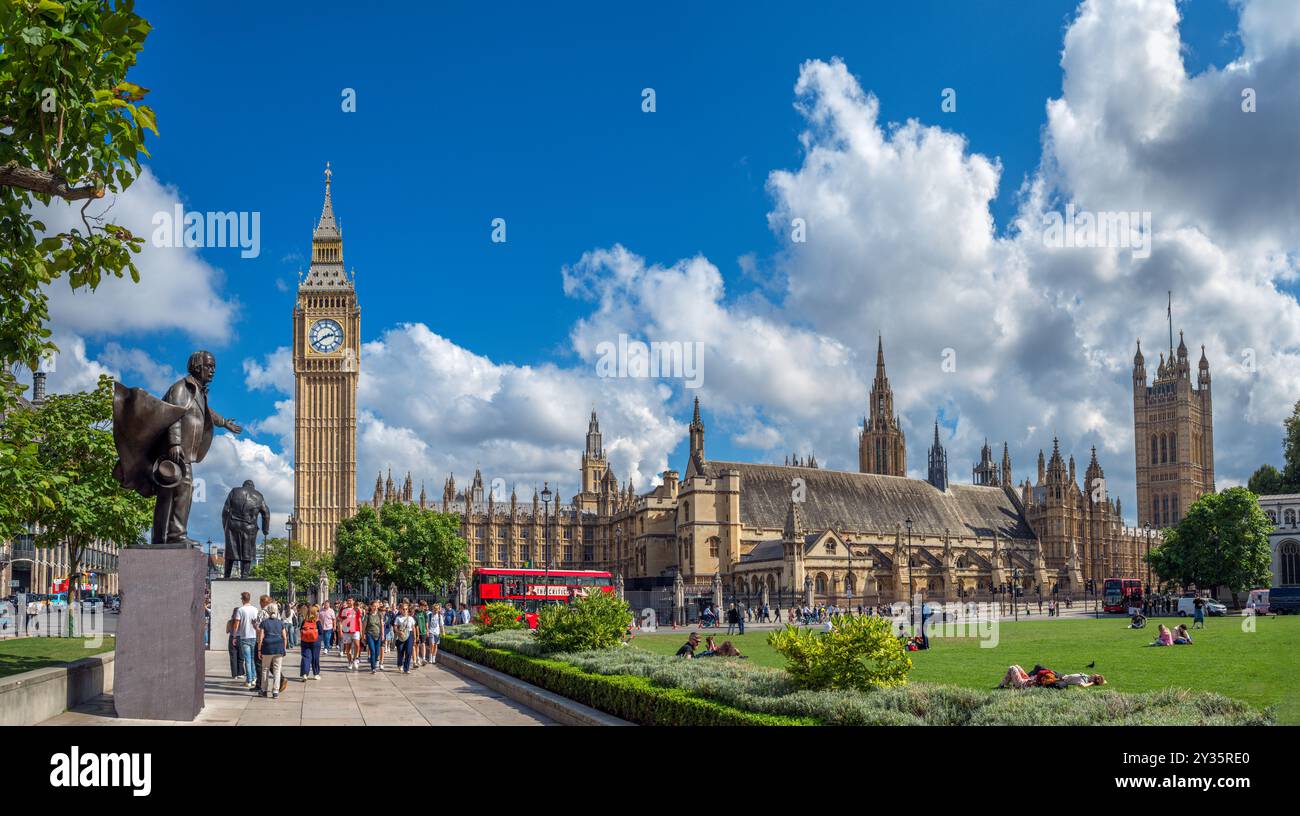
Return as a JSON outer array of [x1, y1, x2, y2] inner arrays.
[[221, 480, 268, 578], [112, 350, 242, 547]]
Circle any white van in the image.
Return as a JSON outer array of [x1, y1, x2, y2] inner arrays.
[[1176, 596, 1227, 617], [1246, 589, 1270, 615]]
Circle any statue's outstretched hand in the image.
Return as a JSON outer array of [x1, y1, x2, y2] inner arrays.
[[167, 445, 186, 465], [225, 419, 243, 434]]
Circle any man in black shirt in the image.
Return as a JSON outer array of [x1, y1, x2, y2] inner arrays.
[[675, 632, 700, 658]]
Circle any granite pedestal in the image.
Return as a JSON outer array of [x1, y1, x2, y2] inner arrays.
[[208, 578, 269, 651], [114, 548, 206, 721]]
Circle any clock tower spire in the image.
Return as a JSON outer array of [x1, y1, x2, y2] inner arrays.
[[293, 164, 361, 554]]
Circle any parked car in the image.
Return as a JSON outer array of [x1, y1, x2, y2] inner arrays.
[[1176, 596, 1227, 617], [1268, 586, 1300, 615]]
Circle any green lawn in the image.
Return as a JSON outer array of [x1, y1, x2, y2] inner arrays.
[[632, 616, 1300, 724], [0, 636, 115, 679]]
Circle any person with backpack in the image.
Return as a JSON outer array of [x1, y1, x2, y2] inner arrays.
[[393, 601, 417, 674], [256, 603, 288, 698], [299, 603, 322, 681]]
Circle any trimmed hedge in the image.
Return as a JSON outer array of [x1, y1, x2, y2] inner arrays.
[[441, 635, 813, 726]]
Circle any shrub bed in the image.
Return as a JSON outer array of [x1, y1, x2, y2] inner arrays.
[[439, 634, 812, 726], [444, 629, 1273, 726]]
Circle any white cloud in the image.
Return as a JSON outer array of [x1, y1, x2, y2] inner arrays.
[[36, 167, 239, 342]]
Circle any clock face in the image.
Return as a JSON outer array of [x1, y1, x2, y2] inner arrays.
[[309, 319, 344, 353]]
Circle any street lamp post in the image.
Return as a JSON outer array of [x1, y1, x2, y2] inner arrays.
[[846, 545, 853, 616], [1143, 522, 1152, 599], [285, 517, 295, 605], [540, 482, 552, 616], [904, 516, 914, 634]]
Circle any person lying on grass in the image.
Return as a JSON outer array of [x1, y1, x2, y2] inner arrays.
[[1172, 623, 1193, 645], [700, 640, 746, 659], [997, 664, 1106, 689]]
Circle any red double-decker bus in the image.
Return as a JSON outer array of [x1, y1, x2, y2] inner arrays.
[[472, 568, 614, 615], [1102, 577, 1143, 613]]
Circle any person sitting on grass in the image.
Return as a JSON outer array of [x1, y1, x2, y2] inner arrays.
[[675, 632, 700, 658], [698, 635, 718, 656], [1150, 623, 1174, 646], [1173, 623, 1193, 645], [1128, 611, 1147, 629]]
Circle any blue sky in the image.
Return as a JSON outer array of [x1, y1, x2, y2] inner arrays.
[[39, 0, 1300, 542]]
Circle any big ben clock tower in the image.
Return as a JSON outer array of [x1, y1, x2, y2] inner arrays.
[[292, 164, 360, 554]]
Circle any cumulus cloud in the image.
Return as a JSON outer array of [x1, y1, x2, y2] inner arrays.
[[744, 0, 1300, 515], [36, 167, 240, 341], [244, 322, 686, 512]]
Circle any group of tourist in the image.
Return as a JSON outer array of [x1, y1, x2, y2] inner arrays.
[[997, 663, 1107, 689], [225, 593, 473, 699]]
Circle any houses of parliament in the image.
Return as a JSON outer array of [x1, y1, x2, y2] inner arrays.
[[294, 172, 1215, 603]]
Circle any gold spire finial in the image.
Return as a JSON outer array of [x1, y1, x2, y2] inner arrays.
[[325, 161, 332, 186]]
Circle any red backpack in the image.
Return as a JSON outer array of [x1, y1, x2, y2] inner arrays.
[[301, 619, 319, 643]]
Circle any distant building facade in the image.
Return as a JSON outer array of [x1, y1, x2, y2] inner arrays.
[[1257, 494, 1300, 588], [374, 338, 1159, 606]]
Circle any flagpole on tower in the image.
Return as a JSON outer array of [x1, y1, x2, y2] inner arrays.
[[1167, 291, 1173, 355]]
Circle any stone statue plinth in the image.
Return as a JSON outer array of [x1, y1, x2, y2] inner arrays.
[[114, 548, 205, 720], [208, 577, 270, 652]]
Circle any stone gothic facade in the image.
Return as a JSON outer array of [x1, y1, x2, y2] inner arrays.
[[1132, 328, 1215, 530], [371, 335, 1166, 605]]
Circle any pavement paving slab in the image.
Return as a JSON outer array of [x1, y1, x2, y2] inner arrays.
[[38, 647, 554, 726]]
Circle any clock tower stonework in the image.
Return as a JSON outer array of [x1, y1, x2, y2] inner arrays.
[[293, 165, 360, 554]]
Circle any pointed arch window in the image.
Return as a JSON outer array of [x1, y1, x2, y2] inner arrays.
[[1281, 541, 1300, 585], [1151, 436, 1159, 465], [1160, 435, 1167, 464]]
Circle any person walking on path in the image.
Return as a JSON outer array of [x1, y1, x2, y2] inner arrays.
[[233, 592, 259, 689], [414, 600, 430, 668], [725, 604, 737, 635], [363, 600, 384, 673], [226, 604, 243, 679], [318, 600, 336, 656], [426, 598, 442, 664], [393, 602, 416, 674], [381, 601, 395, 669], [339, 597, 360, 670], [256, 602, 287, 698], [299, 603, 322, 681]]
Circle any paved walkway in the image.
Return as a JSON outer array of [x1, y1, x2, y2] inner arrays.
[[41, 647, 555, 726]]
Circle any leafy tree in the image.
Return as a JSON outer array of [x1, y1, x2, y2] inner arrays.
[[249, 536, 333, 596], [1247, 464, 1285, 496], [535, 589, 632, 653], [768, 614, 911, 691], [0, 375, 152, 632], [382, 502, 468, 593], [333, 505, 396, 589], [0, 0, 156, 375], [1149, 488, 1274, 605], [1282, 399, 1300, 490]]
